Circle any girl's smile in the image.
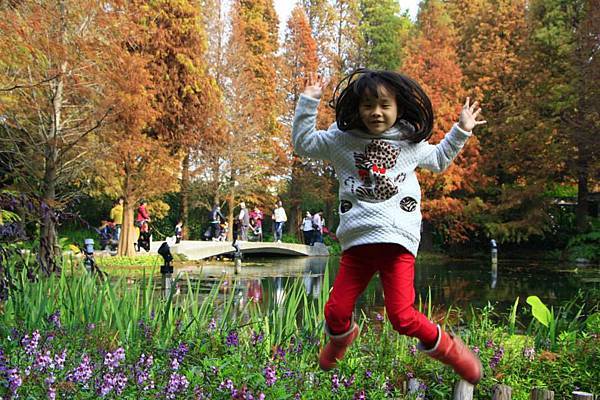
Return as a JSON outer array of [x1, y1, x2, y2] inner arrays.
[[358, 85, 398, 135]]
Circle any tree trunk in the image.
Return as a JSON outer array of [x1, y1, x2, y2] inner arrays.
[[575, 157, 589, 233], [180, 150, 191, 239], [118, 202, 137, 257], [39, 153, 60, 275], [227, 195, 235, 241]]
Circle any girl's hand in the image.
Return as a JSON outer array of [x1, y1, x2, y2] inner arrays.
[[458, 97, 487, 131], [303, 72, 328, 100]]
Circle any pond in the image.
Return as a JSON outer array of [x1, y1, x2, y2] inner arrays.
[[169, 254, 600, 320]]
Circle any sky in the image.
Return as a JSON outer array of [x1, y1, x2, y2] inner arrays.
[[274, 0, 422, 27]]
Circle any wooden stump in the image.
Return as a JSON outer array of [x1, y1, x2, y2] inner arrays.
[[492, 384, 512, 400], [453, 380, 474, 400], [572, 391, 594, 400], [530, 388, 554, 400]]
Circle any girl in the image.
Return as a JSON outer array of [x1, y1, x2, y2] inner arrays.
[[292, 69, 486, 385]]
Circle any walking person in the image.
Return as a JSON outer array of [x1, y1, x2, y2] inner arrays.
[[109, 198, 124, 241], [238, 202, 250, 241], [272, 200, 287, 243], [174, 220, 183, 244], [300, 211, 314, 245], [209, 204, 224, 240], [292, 69, 486, 384], [250, 206, 264, 242], [311, 210, 324, 244]]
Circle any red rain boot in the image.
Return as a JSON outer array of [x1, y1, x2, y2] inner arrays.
[[319, 322, 359, 370], [418, 325, 483, 384]]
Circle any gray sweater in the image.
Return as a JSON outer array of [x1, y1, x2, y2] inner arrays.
[[292, 94, 472, 256]]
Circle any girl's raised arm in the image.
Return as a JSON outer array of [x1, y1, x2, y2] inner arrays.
[[292, 72, 335, 160]]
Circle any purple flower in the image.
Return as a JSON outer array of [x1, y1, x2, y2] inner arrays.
[[104, 347, 125, 371], [166, 373, 189, 399], [274, 346, 286, 361], [21, 330, 41, 355], [472, 346, 480, 354], [226, 331, 238, 347], [87, 323, 96, 332], [264, 364, 277, 386], [331, 374, 340, 391], [54, 349, 67, 370], [7, 368, 22, 394], [409, 344, 417, 356], [97, 372, 126, 396], [171, 358, 180, 370], [251, 331, 264, 346], [169, 343, 189, 363], [375, 313, 384, 322], [485, 339, 495, 348], [67, 354, 94, 386], [47, 385, 57, 400], [354, 389, 366, 400], [365, 370, 372, 379], [194, 386, 207, 399], [384, 377, 393, 395], [406, 371, 414, 379], [343, 374, 355, 388], [138, 319, 153, 340], [135, 354, 154, 390], [522, 346, 535, 361], [208, 318, 217, 332], [219, 378, 234, 392], [489, 346, 505, 369], [34, 350, 55, 372], [48, 310, 61, 329]]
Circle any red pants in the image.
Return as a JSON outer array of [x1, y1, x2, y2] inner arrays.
[[325, 243, 438, 346]]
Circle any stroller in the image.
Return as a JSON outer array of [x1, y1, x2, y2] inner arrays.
[[98, 221, 118, 251]]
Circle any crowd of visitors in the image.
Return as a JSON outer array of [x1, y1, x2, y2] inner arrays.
[[98, 198, 329, 251]]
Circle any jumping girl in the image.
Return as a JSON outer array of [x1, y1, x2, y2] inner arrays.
[[292, 69, 486, 384]]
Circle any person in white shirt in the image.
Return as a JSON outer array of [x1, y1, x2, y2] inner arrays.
[[272, 200, 287, 243]]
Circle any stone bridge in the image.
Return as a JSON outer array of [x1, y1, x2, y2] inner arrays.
[[149, 240, 329, 260]]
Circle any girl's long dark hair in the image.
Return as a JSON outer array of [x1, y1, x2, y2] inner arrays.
[[330, 69, 434, 143]]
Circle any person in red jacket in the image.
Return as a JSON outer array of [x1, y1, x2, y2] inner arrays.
[[135, 201, 152, 252]]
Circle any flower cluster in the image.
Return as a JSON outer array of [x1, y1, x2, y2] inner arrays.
[[522, 346, 535, 361], [135, 353, 155, 391], [103, 347, 125, 371], [21, 330, 41, 355], [67, 354, 94, 387], [264, 364, 277, 386], [226, 330, 239, 347], [166, 372, 189, 399], [48, 311, 62, 329], [98, 371, 128, 396], [489, 346, 505, 369]]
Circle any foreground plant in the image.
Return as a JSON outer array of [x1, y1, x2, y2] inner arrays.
[[0, 267, 598, 399]]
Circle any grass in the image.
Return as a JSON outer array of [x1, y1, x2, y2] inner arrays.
[[0, 257, 598, 399]]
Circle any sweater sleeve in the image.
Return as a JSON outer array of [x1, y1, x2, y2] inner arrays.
[[417, 123, 472, 172], [291, 94, 336, 160]]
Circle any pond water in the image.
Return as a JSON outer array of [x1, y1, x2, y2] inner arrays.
[[172, 255, 600, 319]]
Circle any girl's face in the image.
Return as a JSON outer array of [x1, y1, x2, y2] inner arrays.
[[358, 85, 398, 135]]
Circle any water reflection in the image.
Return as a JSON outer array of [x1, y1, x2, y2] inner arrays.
[[172, 255, 599, 316]]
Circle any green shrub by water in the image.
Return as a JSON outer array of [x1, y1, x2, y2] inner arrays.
[[0, 262, 598, 399]]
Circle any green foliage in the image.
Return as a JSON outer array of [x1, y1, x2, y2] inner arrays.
[[358, 0, 409, 70], [566, 220, 600, 263]]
